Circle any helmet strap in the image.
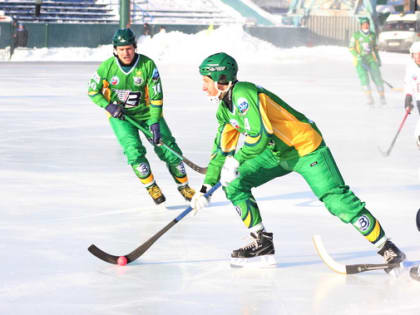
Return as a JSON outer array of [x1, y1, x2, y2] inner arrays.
[[208, 81, 232, 104]]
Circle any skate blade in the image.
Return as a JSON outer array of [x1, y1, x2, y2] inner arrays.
[[388, 262, 408, 279], [387, 264, 403, 278], [230, 254, 277, 268]]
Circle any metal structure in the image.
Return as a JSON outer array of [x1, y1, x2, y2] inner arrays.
[[287, 0, 378, 28], [288, 0, 376, 14], [284, 0, 384, 44], [120, 0, 130, 28]]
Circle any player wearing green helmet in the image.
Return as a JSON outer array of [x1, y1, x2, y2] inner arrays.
[[87, 28, 195, 206], [199, 52, 238, 83], [199, 53, 238, 103], [349, 16, 385, 106], [190, 52, 405, 269], [112, 28, 137, 47]]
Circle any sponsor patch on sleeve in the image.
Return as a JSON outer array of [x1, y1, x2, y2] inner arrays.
[[236, 97, 249, 114], [152, 68, 160, 81]]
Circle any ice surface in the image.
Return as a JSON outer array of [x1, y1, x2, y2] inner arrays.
[[1, 26, 419, 314]]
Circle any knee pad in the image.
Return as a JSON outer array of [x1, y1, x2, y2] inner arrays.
[[351, 209, 385, 244], [132, 161, 154, 185], [168, 162, 188, 184]]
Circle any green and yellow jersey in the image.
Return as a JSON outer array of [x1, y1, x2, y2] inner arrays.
[[349, 30, 380, 63], [88, 53, 163, 124], [204, 81, 323, 186]]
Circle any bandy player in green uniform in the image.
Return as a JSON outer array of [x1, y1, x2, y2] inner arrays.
[[88, 28, 194, 205], [190, 52, 405, 268], [349, 17, 385, 106]]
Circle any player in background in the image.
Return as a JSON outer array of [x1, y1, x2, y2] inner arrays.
[[404, 42, 420, 150], [190, 52, 406, 269], [349, 17, 386, 106], [88, 28, 194, 205]]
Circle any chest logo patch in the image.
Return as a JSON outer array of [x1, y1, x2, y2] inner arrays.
[[133, 76, 143, 86], [237, 97, 249, 114], [110, 76, 119, 85]]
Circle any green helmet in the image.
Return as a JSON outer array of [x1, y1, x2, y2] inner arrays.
[[199, 52, 238, 84], [359, 17, 370, 25], [112, 28, 136, 47]]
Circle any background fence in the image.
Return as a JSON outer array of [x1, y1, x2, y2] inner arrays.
[[0, 15, 364, 49]]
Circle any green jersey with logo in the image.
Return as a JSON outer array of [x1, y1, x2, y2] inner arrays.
[[88, 53, 163, 124], [204, 81, 323, 186], [349, 30, 379, 61]]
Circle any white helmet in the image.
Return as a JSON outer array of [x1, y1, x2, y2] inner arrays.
[[409, 41, 420, 54]]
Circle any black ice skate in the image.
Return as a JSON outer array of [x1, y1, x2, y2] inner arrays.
[[377, 239, 406, 273], [230, 230, 276, 268], [178, 184, 195, 201], [146, 183, 166, 205]]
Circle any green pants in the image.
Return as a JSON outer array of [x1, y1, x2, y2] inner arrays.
[[109, 116, 187, 185], [224, 145, 385, 244], [355, 58, 384, 91]]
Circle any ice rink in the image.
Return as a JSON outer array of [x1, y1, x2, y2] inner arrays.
[[1, 27, 420, 314]]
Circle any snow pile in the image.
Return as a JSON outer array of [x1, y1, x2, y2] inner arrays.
[[0, 24, 409, 65]]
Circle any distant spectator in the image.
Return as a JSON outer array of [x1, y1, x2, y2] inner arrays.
[[16, 23, 28, 47], [35, 0, 42, 18], [11, 17, 17, 32], [158, 26, 166, 34], [143, 23, 151, 36], [10, 18, 18, 58]]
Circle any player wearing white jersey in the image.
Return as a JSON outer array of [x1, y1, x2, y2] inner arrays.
[[404, 42, 420, 149]]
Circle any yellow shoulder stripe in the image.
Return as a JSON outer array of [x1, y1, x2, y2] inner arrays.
[[258, 93, 322, 156], [258, 95, 274, 135], [221, 124, 240, 153]]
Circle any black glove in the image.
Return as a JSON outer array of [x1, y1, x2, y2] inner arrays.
[[105, 103, 124, 119], [404, 94, 414, 113], [150, 123, 161, 145]]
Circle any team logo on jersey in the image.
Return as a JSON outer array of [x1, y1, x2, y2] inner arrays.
[[413, 75, 417, 81], [133, 76, 143, 86], [152, 68, 160, 81], [229, 119, 240, 129], [354, 215, 371, 232], [110, 76, 119, 85], [236, 97, 249, 114]]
